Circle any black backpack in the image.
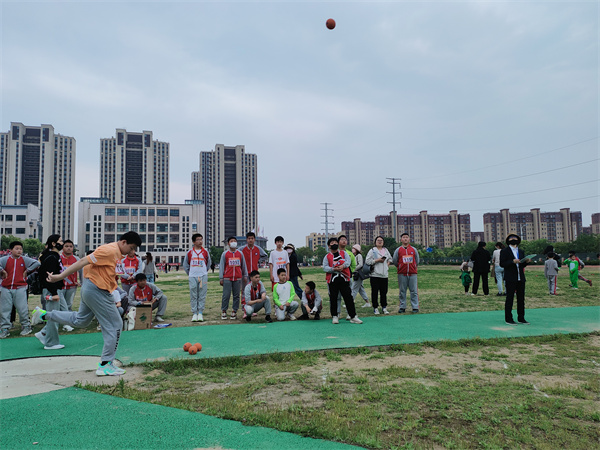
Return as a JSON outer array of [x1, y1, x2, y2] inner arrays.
[[27, 271, 42, 296]]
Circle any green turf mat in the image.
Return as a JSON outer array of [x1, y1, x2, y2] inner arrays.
[[1, 306, 598, 364], [0, 387, 357, 449]]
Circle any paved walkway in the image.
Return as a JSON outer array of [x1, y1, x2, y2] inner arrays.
[[1, 306, 598, 449]]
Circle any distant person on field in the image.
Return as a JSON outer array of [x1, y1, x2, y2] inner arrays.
[[336, 235, 356, 317], [299, 281, 322, 320], [392, 233, 420, 314], [219, 236, 248, 320], [350, 244, 370, 308], [566, 250, 592, 287], [0, 241, 40, 339], [183, 233, 211, 322], [141, 252, 157, 284], [544, 252, 559, 295], [242, 270, 272, 323], [563, 251, 581, 290], [268, 236, 290, 291], [491, 242, 505, 296], [459, 261, 472, 295], [470, 241, 491, 296], [366, 236, 392, 315], [128, 273, 167, 322], [499, 233, 531, 325], [272, 268, 299, 321]]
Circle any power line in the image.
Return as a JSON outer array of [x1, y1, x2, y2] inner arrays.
[[403, 158, 599, 190], [320, 202, 334, 245], [387, 177, 401, 241]]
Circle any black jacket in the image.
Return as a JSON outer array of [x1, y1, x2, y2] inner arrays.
[[470, 247, 491, 273], [39, 251, 64, 296], [289, 252, 303, 278], [499, 246, 529, 283]]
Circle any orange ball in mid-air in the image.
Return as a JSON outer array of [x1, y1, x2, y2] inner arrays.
[[183, 342, 192, 351], [326, 18, 336, 30], [194, 343, 202, 352], [188, 346, 198, 355]]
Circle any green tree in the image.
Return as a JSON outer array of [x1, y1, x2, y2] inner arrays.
[[314, 246, 327, 264], [1, 235, 19, 251], [296, 246, 313, 264], [23, 239, 44, 257], [209, 246, 224, 266]]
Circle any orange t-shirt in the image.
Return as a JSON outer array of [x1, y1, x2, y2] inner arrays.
[[86, 242, 123, 292]]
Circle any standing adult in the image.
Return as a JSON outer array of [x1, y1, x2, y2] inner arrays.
[[491, 242, 505, 296], [285, 244, 304, 299], [141, 252, 157, 284], [500, 233, 531, 325], [470, 241, 491, 296], [350, 244, 370, 308], [365, 236, 392, 315], [392, 233, 420, 314]]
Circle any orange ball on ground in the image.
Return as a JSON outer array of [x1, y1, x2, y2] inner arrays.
[[194, 343, 202, 351], [183, 342, 192, 351], [188, 346, 197, 355]]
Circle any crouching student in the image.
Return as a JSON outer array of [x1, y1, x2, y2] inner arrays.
[[273, 268, 299, 321], [243, 270, 272, 323], [127, 273, 168, 322], [112, 286, 129, 316], [299, 281, 322, 320]]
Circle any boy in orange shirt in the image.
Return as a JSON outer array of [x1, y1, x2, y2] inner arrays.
[[34, 232, 142, 376]]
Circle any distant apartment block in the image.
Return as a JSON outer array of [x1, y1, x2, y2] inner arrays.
[[340, 210, 471, 248], [78, 198, 205, 263], [100, 129, 169, 204], [0, 204, 42, 240], [0, 122, 75, 239], [192, 144, 258, 248], [591, 213, 600, 235], [305, 232, 343, 251], [483, 208, 583, 243]]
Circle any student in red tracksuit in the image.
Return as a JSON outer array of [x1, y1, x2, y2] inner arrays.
[[392, 233, 420, 313], [119, 249, 142, 295], [219, 237, 248, 320], [240, 231, 267, 294]]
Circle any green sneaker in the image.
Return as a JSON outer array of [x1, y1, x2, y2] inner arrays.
[[96, 362, 126, 376], [31, 307, 47, 325]]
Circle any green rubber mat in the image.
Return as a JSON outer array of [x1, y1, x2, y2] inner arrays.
[[0, 387, 358, 449], [1, 307, 598, 364]]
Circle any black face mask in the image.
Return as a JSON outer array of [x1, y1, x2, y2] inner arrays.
[[55, 243, 64, 251], [330, 244, 339, 251], [508, 240, 519, 246]]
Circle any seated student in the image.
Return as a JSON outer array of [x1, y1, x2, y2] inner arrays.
[[243, 270, 272, 323], [112, 286, 129, 316], [127, 273, 168, 322], [299, 281, 322, 320], [272, 268, 299, 321]]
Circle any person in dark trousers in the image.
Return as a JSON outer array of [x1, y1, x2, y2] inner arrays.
[[470, 241, 491, 295], [284, 244, 303, 299], [500, 234, 532, 325]]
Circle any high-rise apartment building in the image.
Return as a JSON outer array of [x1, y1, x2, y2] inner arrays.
[[192, 144, 258, 247], [0, 122, 76, 239], [591, 213, 600, 235], [100, 129, 169, 204]]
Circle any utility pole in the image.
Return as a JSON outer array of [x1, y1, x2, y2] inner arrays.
[[320, 202, 334, 247], [386, 178, 402, 242]]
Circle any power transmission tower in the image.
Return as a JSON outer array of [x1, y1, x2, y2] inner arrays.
[[386, 178, 402, 242], [320, 202, 334, 247]]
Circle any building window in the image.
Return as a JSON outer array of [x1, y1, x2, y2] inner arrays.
[[157, 209, 168, 217], [139, 208, 146, 216], [118, 208, 129, 216], [131, 208, 138, 216], [117, 223, 129, 232], [16, 215, 26, 221], [16, 228, 25, 234], [169, 209, 179, 217], [157, 224, 168, 232], [148, 208, 155, 217], [105, 208, 115, 216]]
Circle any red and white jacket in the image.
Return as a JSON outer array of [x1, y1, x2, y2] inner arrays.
[[119, 256, 141, 285], [393, 246, 419, 275], [60, 254, 79, 289], [183, 247, 210, 278], [241, 245, 267, 273], [0, 255, 40, 290], [219, 250, 248, 281], [323, 251, 351, 284]]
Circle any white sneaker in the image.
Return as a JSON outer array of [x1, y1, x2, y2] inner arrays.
[[374, 308, 380, 315], [31, 306, 45, 325], [346, 314, 351, 321], [96, 362, 126, 376], [287, 313, 296, 321], [361, 303, 372, 308], [332, 316, 339, 324], [192, 314, 198, 322], [382, 308, 390, 315], [44, 344, 65, 350], [197, 313, 203, 322], [35, 331, 46, 346], [350, 317, 363, 324], [63, 325, 74, 332], [155, 316, 164, 322]]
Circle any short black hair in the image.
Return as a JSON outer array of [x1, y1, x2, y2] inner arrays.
[[327, 237, 338, 246], [277, 268, 286, 275], [568, 250, 576, 255], [191, 233, 203, 242], [306, 281, 316, 290], [274, 236, 284, 243], [338, 235, 347, 241], [227, 236, 237, 243], [246, 231, 256, 238], [9, 241, 23, 250], [478, 241, 487, 248], [119, 231, 142, 247], [249, 270, 260, 277], [400, 233, 409, 238], [135, 273, 147, 282], [63, 239, 74, 245]]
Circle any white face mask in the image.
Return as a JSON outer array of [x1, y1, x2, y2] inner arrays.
[[229, 242, 237, 249], [286, 249, 293, 254]]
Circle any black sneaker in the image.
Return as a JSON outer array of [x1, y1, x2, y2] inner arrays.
[[313, 313, 320, 320], [496, 293, 503, 296], [245, 314, 252, 322], [265, 315, 272, 323], [505, 320, 517, 325], [412, 309, 419, 314], [298, 314, 309, 321], [517, 319, 530, 325], [398, 308, 406, 313]]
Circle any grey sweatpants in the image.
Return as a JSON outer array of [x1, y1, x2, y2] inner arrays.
[[39, 289, 66, 346], [0, 287, 29, 330], [121, 283, 135, 296], [546, 275, 557, 294], [398, 274, 419, 311], [221, 279, 241, 312], [151, 294, 168, 317], [58, 288, 77, 311], [189, 275, 208, 314], [244, 298, 272, 316], [351, 278, 369, 301], [275, 301, 299, 321], [45, 281, 122, 363]]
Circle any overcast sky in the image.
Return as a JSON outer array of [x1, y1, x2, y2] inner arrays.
[[2, 0, 598, 247]]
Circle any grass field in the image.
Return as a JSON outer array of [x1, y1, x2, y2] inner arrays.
[[6, 265, 600, 448]]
